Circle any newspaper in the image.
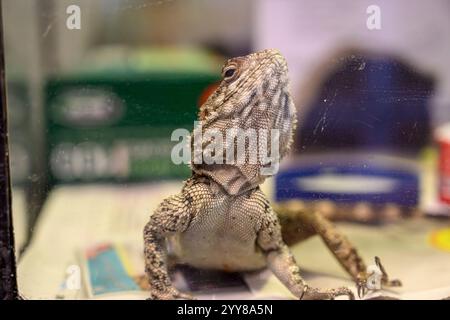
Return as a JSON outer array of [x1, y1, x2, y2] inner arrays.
[[244, 219, 450, 300], [80, 242, 254, 300], [17, 184, 450, 300]]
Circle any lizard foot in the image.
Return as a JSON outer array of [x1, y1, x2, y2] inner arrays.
[[148, 287, 195, 300], [301, 285, 355, 300], [356, 256, 402, 298]]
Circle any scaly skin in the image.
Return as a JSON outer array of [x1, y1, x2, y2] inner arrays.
[[143, 49, 400, 300]]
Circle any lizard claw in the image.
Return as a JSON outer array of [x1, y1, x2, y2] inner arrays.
[[375, 256, 402, 288], [356, 279, 367, 299], [356, 272, 368, 299]]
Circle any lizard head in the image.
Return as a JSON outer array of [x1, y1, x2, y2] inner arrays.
[[193, 49, 297, 195], [199, 49, 296, 149]]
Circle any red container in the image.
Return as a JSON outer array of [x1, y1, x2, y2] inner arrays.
[[436, 124, 450, 204]]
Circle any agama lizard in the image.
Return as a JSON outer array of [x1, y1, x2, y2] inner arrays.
[[143, 49, 401, 300]]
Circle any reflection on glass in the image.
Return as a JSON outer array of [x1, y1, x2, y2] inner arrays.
[[2, 0, 450, 300]]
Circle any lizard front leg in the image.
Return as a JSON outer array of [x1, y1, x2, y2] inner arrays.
[[143, 193, 194, 300], [257, 208, 355, 300]]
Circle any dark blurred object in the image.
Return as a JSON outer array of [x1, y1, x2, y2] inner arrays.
[[0, 2, 19, 299], [279, 52, 436, 223], [172, 265, 249, 293], [298, 53, 435, 152]]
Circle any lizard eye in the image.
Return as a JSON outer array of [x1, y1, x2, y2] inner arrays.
[[222, 65, 238, 82], [224, 68, 235, 78]]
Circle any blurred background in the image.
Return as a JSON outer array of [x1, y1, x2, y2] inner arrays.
[[2, 0, 450, 299]]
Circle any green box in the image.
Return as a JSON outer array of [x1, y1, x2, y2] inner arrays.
[[45, 49, 220, 184]]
